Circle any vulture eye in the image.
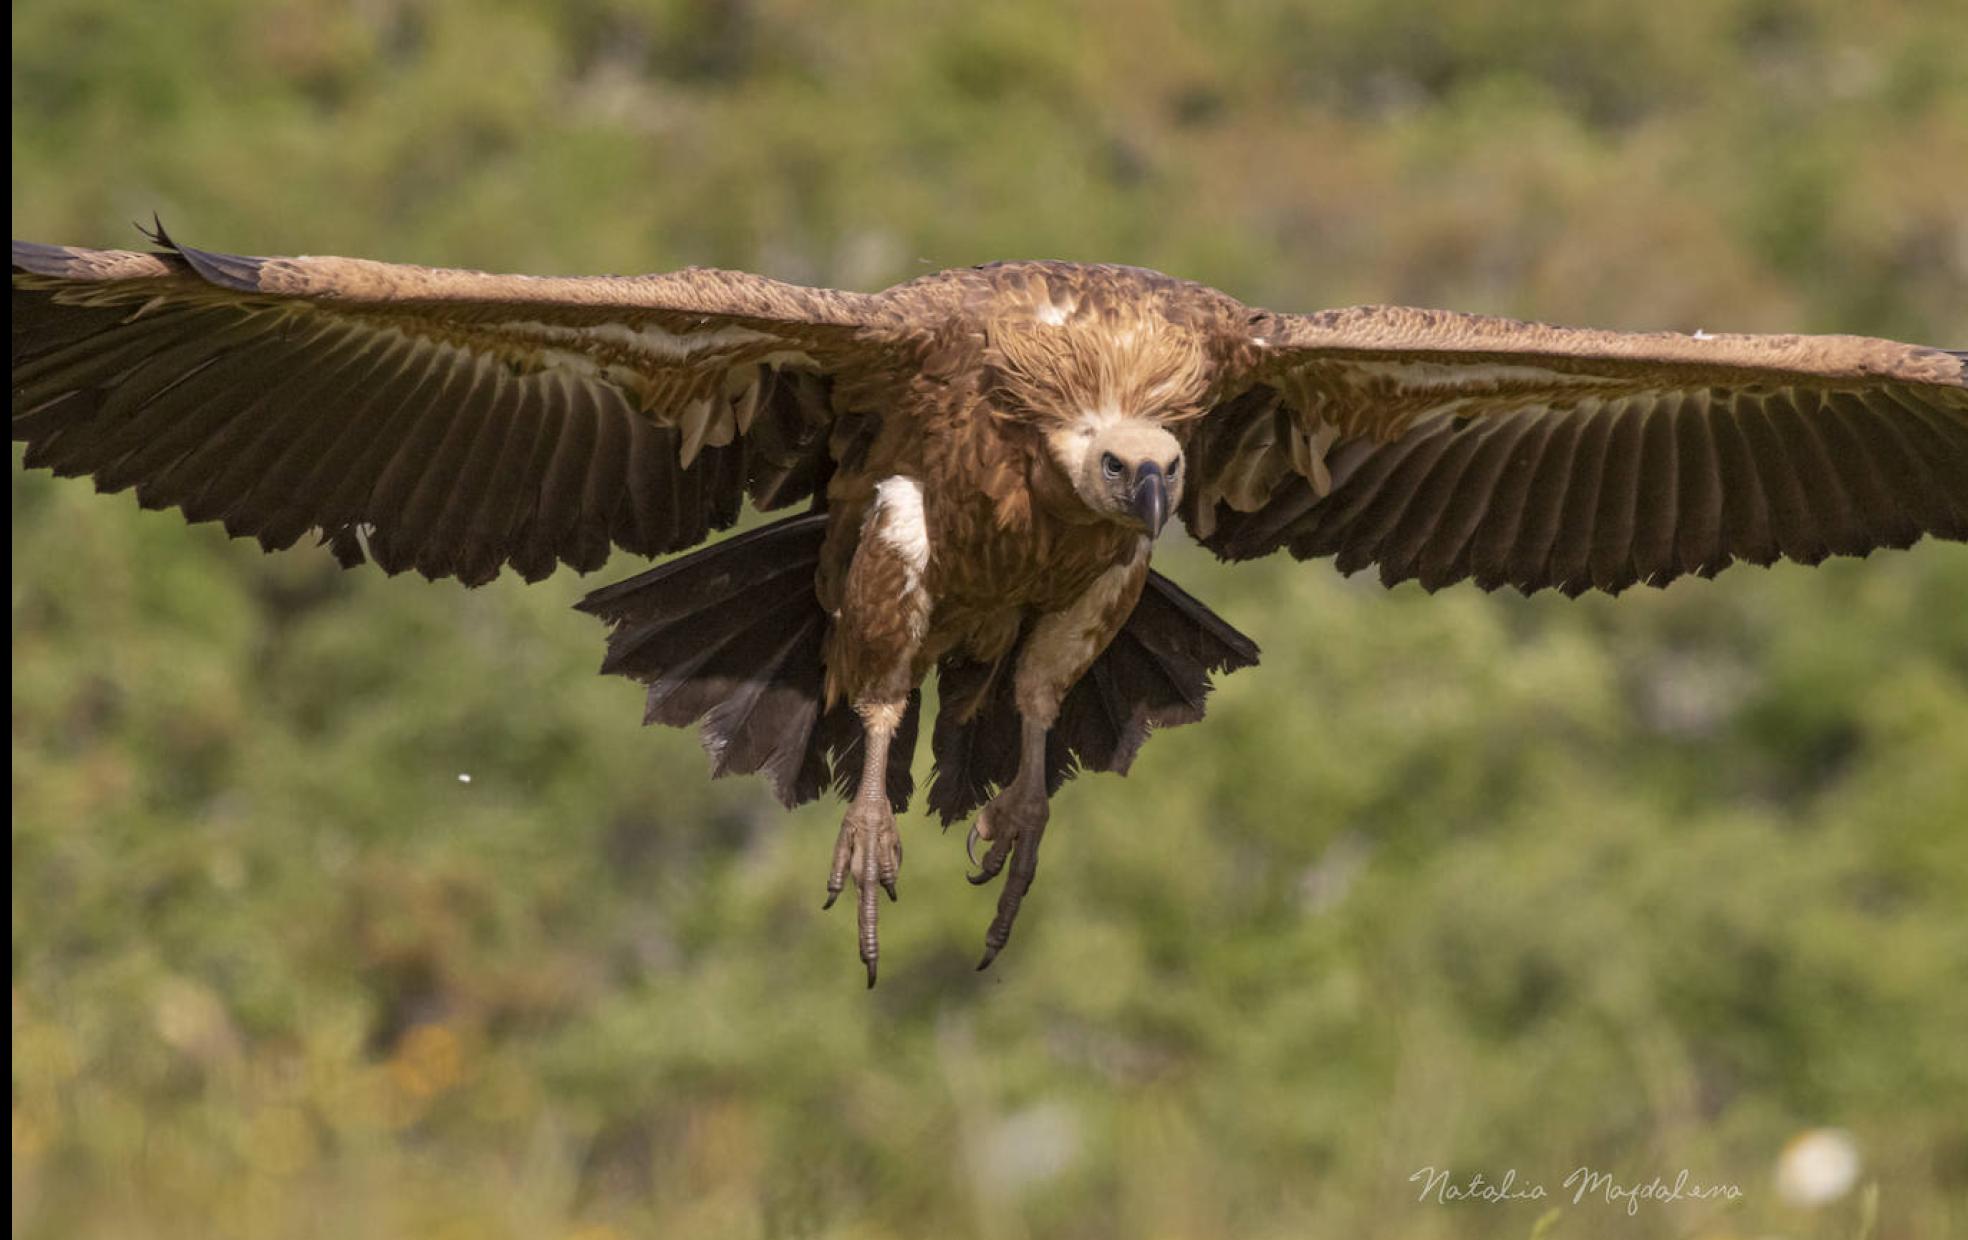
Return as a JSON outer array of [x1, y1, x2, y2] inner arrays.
[[1168, 457, 1182, 478], [1100, 452, 1124, 479]]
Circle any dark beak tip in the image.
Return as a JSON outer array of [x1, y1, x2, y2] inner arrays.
[[1131, 469, 1170, 538]]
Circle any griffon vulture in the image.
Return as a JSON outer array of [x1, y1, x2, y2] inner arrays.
[[13, 225, 1968, 984]]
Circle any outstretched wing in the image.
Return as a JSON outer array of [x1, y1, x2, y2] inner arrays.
[[1187, 305, 1968, 595], [12, 226, 902, 584]]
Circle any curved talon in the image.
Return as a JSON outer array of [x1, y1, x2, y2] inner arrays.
[[965, 823, 984, 871], [827, 701, 907, 989], [970, 788, 1048, 967], [879, 836, 901, 902], [969, 828, 1013, 885], [824, 819, 855, 913], [858, 845, 880, 984]]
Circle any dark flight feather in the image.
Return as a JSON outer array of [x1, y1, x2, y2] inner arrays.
[[13, 233, 1964, 826], [926, 572, 1259, 824]]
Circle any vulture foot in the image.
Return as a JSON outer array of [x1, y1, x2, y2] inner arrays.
[[966, 782, 1051, 971], [823, 800, 902, 987]]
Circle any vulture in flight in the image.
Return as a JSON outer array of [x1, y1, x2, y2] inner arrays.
[[13, 225, 1968, 985]]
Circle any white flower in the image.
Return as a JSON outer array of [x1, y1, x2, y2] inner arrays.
[[1776, 1128, 1861, 1208]]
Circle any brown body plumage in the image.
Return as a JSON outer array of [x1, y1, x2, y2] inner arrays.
[[13, 227, 1968, 983]]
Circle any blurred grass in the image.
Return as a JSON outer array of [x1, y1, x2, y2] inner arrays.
[[11, 2, 1968, 1237]]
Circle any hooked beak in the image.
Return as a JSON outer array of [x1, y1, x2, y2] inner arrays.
[[1131, 463, 1169, 539]]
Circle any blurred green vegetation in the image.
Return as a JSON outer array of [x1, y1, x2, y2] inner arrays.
[[12, 2, 1968, 1237]]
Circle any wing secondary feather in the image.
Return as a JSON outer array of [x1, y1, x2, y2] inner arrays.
[[12, 227, 895, 583], [1191, 306, 1967, 594]]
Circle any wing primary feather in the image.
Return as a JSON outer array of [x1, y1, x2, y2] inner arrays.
[[670, 409, 709, 549], [577, 383, 635, 572], [499, 373, 576, 582], [1629, 393, 1682, 587], [14, 303, 203, 392], [1583, 397, 1647, 594], [153, 324, 351, 524], [486, 379, 568, 576], [1740, 390, 1830, 565], [239, 330, 423, 546], [105, 352, 278, 505], [1216, 479, 1320, 560], [307, 339, 460, 540], [1543, 401, 1616, 596], [1780, 387, 1868, 556], [26, 343, 225, 484], [88, 323, 308, 487], [1376, 417, 1493, 589], [1329, 427, 1456, 576], [1872, 386, 1968, 529], [1279, 437, 1406, 558], [1330, 426, 1457, 575], [1418, 414, 1526, 590], [397, 355, 504, 577], [16, 240, 870, 582], [19, 312, 272, 480], [227, 337, 402, 551], [1510, 410, 1594, 593], [624, 414, 673, 556], [1671, 392, 1726, 577], [1706, 392, 1778, 567], [526, 372, 603, 573], [194, 321, 383, 527], [1467, 409, 1563, 591], [1839, 389, 1964, 536], [425, 373, 527, 584], [364, 351, 486, 572], [1811, 391, 1917, 550]]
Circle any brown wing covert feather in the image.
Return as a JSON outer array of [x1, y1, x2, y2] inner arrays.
[[1194, 306, 1968, 595], [12, 227, 899, 584]]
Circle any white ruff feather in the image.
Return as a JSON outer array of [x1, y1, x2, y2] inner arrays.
[[871, 475, 932, 582]]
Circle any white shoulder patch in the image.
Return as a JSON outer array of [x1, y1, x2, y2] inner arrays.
[[871, 475, 932, 578]]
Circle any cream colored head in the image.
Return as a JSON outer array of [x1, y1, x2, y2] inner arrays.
[[985, 308, 1206, 536], [1047, 418, 1185, 537]]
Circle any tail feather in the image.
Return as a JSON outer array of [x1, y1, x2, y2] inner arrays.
[[578, 514, 827, 625], [699, 609, 824, 777], [927, 657, 1023, 822], [600, 566, 812, 684], [925, 571, 1259, 824], [582, 519, 1253, 820], [580, 513, 917, 810]]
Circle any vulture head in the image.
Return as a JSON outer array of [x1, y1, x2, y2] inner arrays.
[[990, 303, 1207, 538], [1055, 419, 1185, 537]]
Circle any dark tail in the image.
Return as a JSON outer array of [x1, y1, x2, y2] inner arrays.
[[580, 522, 1255, 821], [926, 572, 1260, 824], [576, 514, 916, 811]]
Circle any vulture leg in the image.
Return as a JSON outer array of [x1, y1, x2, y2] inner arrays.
[[819, 476, 932, 987], [968, 542, 1150, 970], [823, 700, 907, 988], [967, 715, 1051, 970]]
